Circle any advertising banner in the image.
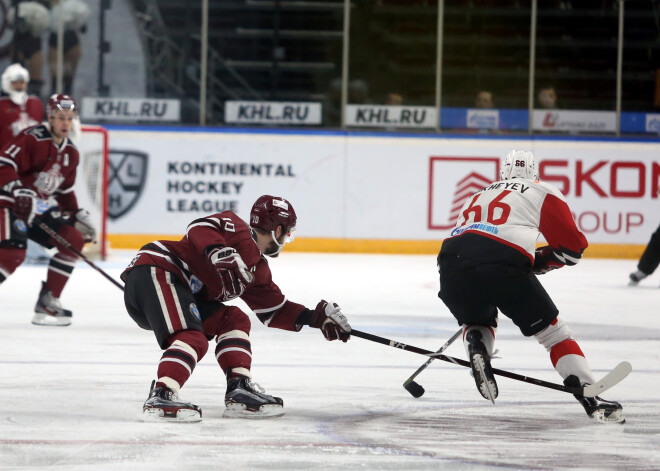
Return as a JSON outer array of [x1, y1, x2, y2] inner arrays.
[[106, 130, 660, 248], [224, 101, 322, 125], [645, 114, 660, 133], [532, 110, 616, 133], [345, 105, 436, 128], [466, 109, 500, 129], [106, 132, 345, 238], [81, 98, 181, 122]]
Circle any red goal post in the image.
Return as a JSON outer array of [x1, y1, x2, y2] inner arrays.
[[75, 125, 109, 260]]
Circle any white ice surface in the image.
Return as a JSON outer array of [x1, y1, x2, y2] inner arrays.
[[1, 252, 659, 470]]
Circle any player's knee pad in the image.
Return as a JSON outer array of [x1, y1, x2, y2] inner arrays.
[[534, 317, 573, 351], [53, 225, 84, 258], [222, 306, 251, 336], [169, 329, 209, 361], [463, 324, 496, 354], [203, 305, 251, 337], [0, 247, 26, 280]]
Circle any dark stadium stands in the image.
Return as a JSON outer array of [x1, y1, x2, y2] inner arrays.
[[131, 0, 660, 124]]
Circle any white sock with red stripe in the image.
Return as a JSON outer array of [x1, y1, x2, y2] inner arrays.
[[535, 317, 595, 384]]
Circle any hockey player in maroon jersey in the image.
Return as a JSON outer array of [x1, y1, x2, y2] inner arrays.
[[0, 63, 44, 147], [437, 150, 624, 423], [122, 195, 351, 422], [0, 94, 96, 326]]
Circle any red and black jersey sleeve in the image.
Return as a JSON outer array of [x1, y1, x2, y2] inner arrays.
[[0, 132, 33, 188], [241, 259, 306, 332], [184, 215, 229, 255], [538, 193, 588, 265]]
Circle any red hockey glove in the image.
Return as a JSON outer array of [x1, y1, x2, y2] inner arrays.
[[12, 187, 36, 225], [309, 300, 351, 342], [209, 247, 254, 299], [533, 246, 565, 275]]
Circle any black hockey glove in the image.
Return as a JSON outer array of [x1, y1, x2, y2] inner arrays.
[[307, 300, 351, 342], [533, 246, 565, 275]]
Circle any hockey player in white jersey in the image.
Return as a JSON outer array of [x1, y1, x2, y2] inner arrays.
[[437, 150, 624, 423]]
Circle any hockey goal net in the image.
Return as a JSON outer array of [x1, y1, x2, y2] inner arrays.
[[74, 125, 109, 260]]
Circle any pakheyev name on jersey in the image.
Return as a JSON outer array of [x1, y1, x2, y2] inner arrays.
[[451, 222, 499, 237], [478, 181, 531, 194]]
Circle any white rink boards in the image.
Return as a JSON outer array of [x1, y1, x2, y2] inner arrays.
[[0, 252, 659, 470]]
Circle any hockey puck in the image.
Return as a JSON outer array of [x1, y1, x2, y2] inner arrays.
[[404, 381, 425, 398]]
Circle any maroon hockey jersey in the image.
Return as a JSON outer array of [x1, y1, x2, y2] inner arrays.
[[0, 124, 79, 211], [122, 211, 307, 331], [0, 95, 44, 148]]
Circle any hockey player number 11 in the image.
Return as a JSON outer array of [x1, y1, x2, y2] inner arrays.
[[461, 190, 512, 226]]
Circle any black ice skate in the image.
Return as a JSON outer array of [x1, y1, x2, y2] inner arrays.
[[466, 330, 498, 403], [628, 270, 648, 286], [32, 282, 72, 326], [142, 380, 202, 422], [224, 375, 284, 418], [564, 375, 625, 424]]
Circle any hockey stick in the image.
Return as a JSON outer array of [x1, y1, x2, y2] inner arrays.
[[403, 328, 462, 398], [35, 220, 125, 291], [350, 329, 631, 398]]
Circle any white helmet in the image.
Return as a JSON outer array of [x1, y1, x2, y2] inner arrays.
[[1, 63, 30, 106], [500, 150, 539, 181]]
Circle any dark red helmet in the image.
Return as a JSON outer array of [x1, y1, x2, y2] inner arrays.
[[250, 195, 297, 234], [48, 94, 77, 115]]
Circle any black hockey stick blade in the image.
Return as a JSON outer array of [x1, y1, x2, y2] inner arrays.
[[403, 380, 425, 398], [402, 328, 462, 398]]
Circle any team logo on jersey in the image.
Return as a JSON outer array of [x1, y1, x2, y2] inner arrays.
[[428, 157, 499, 230], [189, 303, 201, 321], [189, 275, 203, 294], [34, 164, 65, 196], [13, 219, 27, 233], [107, 150, 148, 220]]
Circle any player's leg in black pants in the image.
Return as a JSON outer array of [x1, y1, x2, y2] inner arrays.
[[638, 222, 660, 275], [630, 221, 660, 284]]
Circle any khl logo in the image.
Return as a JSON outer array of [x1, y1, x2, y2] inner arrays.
[[107, 150, 149, 220]]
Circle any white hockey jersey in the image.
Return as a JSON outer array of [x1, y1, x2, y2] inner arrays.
[[449, 178, 588, 264]]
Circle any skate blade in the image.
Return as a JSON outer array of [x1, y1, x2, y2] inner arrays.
[[472, 354, 498, 403], [592, 409, 625, 424], [142, 407, 202, 423], [31, 313, 72, 327], [223, 402, 285, 419]]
